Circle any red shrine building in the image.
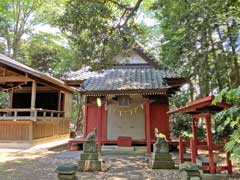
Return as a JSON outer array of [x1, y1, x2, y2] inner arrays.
[[64, 43, 186, 153]]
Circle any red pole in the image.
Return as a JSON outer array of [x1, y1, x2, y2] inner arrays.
[[192, 117, 198, 156], [179, 136, 184, 163], [83, 105, 88, 138], [145, 100, 151, 154], [190, 139, 196, 163], [97, 105, 102, 152], [205, 113, 215, 173], [224, 139, 233, 174]]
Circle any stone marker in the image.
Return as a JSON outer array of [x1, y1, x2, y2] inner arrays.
[[55, 163, 78, 180], [78, 128, 103, 171], [179, 162, 202, 180], [149, 128, 175, 169]]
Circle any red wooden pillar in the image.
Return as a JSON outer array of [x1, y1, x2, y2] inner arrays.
[[97, 105, 102, 152], [83, 105, 88, 138], [179, 136, 184, 163], [101, 103, 107, 143], [190, 139, 196, 163], [192, 117, 198, 156], [224, 139, 233, 174], [205, 113, 215, 173], [145, 100, 151, 154]]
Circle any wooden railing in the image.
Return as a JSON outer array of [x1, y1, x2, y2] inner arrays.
[[0, 108, 65, 120], [178, 136, 233, 174]]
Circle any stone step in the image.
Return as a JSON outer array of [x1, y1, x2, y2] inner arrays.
[[101, 146, 147, 155]]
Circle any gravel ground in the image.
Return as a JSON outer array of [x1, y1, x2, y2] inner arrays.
[[0, 150, 239, 180], [0, 150, 181, 180]]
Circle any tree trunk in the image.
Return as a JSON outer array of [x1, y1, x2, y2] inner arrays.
[[208, 27, 223, 91], [74, 94, 83, 134]]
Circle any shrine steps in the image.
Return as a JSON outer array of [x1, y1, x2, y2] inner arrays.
[[101, 145, 147, 155]]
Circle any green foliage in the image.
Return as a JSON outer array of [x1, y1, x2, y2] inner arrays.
[[57, 0, 144, 69], [0, 0, 46, 59], [151, 0, 240, 97], [214, 87, 240, 161], [0, 92, 8, 109], [22, 32, 76, 77], [169, 91, 192, 138]]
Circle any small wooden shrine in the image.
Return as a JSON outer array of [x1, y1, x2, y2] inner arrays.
[[168, 96, 233, 174], [0, 54, 74, 148], [64, 42, 186, 153]]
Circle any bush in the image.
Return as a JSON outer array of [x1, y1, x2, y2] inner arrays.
[[213, 87, 240, 162]]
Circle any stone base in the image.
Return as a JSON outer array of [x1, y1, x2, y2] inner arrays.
[[78, 160, 103, 171], [58, 173, 78, 180], [180, 171, 201, 180], [152, 153, 173, 161], [149, 159, 175, 169], [80, 153, 99, 160], [149, 152, 175, 169]]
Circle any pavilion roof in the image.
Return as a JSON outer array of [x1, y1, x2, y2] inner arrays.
[[168, 96, 231, 115], [0, 54, 75, 93]]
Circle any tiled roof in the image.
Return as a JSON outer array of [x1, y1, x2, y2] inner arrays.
[[62, 66, 98, 81], [80, 66, 180, 93]]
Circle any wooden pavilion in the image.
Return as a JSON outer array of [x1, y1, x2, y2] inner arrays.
[[0, 54, 74, 148], [168, 96, 233, 174], [64, 42, 186, 153]]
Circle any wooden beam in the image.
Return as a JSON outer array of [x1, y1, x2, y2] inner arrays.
[[14, 86, 58, 93], [0, 75, 31, 83]]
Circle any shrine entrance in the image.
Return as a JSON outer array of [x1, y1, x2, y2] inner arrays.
[[107, 103, 145, 140]]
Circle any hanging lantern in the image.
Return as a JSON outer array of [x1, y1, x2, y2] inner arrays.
[[96, 98, 102, 107]]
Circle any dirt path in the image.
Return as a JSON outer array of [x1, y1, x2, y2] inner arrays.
[[1, 150, 239, 180], [0, 150, 181, 180]]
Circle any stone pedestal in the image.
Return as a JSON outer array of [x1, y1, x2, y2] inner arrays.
[[149, 139, 175, 169], [55, 163, 78, 180], [179, 163, 202, 180], [149, 153, 175, 169], [78, 160, 102, 171], [78, 130, 103, 171]]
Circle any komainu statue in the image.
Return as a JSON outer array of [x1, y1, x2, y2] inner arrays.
[[154, 128, 167, 143], [149, 128, 175, 169], [85, 128, 96, 142]]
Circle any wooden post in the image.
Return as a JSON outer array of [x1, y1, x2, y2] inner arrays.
[[224, 139, 233, 174], [145, 100, 151, 154], [8, 90, 13, 108], [97, 105, 102, 152], [31, 81, 36, 109], [190, 139, 196, 163], [192, 117, 198, 156], [179, 136, 184, 163], [57, 92, 62, 117], [205, 113, 215, 173], [83, 105, 88, 138], [29, 121, 33, 143]]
